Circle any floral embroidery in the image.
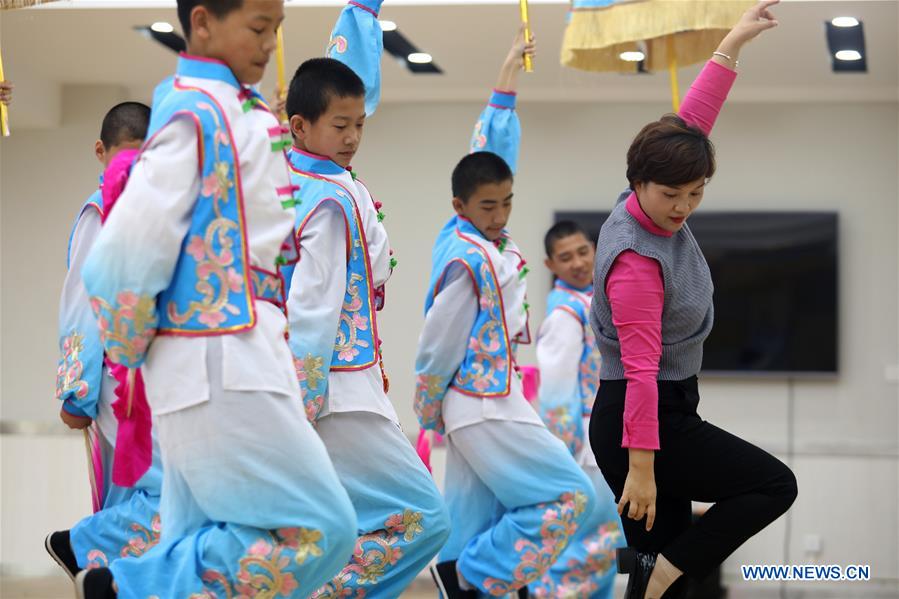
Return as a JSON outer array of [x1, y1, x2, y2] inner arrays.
[[187, 527, 321, 598], [414, 373, 448, 433], [56, 331, 90, 401], [335, 274, 371, 363], [166, 102, 247, 330], [543, 405, 582, 456], [579, 325, 601, 415], [482, 491, 588, 596], [294, 354, 326, 422], [327, 35, 348, 56], [86, 549, 109, 570], [90, 291, 158, 367], [531, 521, 622, 598], [450, 253, 511, 396], [120, 513, 162, 559], [471, 120, 487, 151], [311, 510, 424, 598], [251, 268, 283, 306]]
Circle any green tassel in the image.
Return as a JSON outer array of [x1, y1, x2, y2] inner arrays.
[[270, 139, 291, 152], [523, 301, 530, 312], [350, 170, 358, 180], [497, 238, 508, 253], [241, 98, 256, 113], [389, 257, 398, 269], [518, 266, 530, 280], [377, 211, 385, 222], [281, 198, 299, 209], [275, 255, 288, 266]]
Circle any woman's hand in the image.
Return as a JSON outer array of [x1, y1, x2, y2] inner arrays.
[[619, 447, 657, 531], [715, 0, 780, 66]]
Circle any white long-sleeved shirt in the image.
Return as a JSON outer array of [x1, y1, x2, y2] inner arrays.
[[91, 73, 299, 416], [417, 233, 542, 434], [285, 168, 398, 422]]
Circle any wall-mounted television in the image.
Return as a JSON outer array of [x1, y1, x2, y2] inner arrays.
[[556, 210, 839, 377]]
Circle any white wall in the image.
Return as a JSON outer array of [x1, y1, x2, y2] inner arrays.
[[2, 86, 897, 591]]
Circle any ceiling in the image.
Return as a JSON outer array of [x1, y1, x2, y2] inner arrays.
[[1, 0, 896, 129]]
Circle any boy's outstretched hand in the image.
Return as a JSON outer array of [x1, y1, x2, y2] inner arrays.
[[496, 24, 537, 91], [0, 81, 13, 106]]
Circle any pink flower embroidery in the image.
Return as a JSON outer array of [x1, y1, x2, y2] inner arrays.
[[226, 268, 243, 293], [198, 310, 227, 328], [186, 235, 206, 262], [248, 539, 273, 557]]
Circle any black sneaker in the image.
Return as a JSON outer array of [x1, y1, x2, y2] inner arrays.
[[429, 560, 477, 599], [518, 587, 530, 598], [44, 530, 80, 580], [74, 567, 117, 599]]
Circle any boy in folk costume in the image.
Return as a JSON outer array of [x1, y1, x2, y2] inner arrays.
[[48, 103, 164, 581], [78, 1, 357, 597], [415, 29, 596, 598], [530, 221, 625, 598], [281, 2, 450, 595]]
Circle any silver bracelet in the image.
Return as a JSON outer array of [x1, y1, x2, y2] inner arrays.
[[713, 51, 739, 68]]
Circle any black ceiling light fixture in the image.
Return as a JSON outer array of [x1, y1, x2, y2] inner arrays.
[[825, 16, 866, 73], [382, 27, 442, 74], [135, 23, 186, 54]]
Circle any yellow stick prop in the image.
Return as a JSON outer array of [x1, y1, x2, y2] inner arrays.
[[0, 45, 9, 137], [667, 35, 680, 113], [519, 0, 533, 73], [83, 428, 101, 512], [276, 25, 287, 123]]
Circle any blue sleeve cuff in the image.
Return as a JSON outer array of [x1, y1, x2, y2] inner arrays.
[[62, 400, 90, 418], [348, 0, 382, 17], [489, 89, 517, 109]]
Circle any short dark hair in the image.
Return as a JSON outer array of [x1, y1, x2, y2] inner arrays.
[[177, 0, 244, 39], [286, 58, 365, 124], [626, 114, 716, 188], [544, 220, 590, 257], [100, 102, 151, 149], [451, 151, 513, 202]]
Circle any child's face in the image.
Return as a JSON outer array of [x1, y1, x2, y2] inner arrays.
[[545, 232, 595, 290], [95, 138, 144, 168], [633, 178, 706, 234], [290, 94, 366, 168], [452, 179, 513, 242], [194, 0, 284, 85]]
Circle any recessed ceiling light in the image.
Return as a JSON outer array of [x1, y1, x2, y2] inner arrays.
[[834, 49, 862, 61], [379, 20, 397, 32], [831, 16, 860, 28], [150, 21, 174, 33], [619, 51, 645, 62], [407, 52, 433, 64]]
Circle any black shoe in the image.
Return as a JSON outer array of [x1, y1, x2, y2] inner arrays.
[[517, 586, 530, 598], [44, 530, 80, 580], [617, 547, 657, 599], [430, 560, 477, 599], [74, 567, 117, 599]]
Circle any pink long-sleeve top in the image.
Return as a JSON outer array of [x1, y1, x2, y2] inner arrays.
[[606, 60, 736, 451]]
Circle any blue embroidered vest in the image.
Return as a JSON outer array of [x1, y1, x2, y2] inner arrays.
[[546, 280, 601, 415], [426, 216, 513, 398], [66, 185, 103, 270], [149, 64, 260, 335], [282, 151, 380, 372]]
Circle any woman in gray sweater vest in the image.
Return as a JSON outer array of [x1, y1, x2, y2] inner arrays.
[[588, 3, 797, 599]]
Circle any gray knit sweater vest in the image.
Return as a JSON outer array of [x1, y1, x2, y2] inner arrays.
[[591, 191, 714, 380]]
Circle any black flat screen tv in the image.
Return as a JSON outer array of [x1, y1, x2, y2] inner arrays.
[[556, 210, 839, 376]]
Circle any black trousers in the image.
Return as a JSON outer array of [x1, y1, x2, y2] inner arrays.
[[590, 377, 798, 590]]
